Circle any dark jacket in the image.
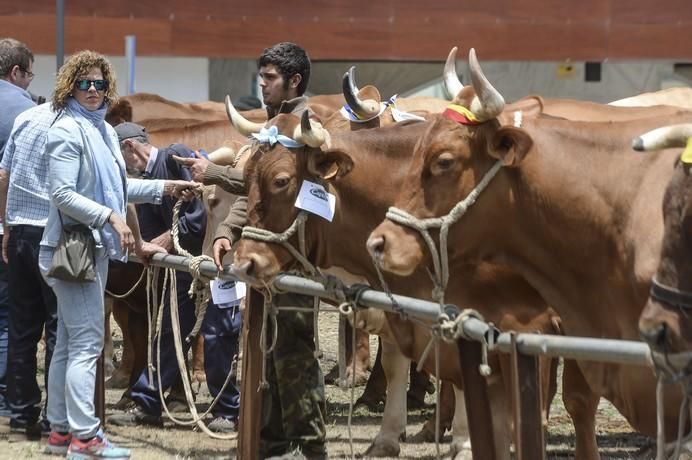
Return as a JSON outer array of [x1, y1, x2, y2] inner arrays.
[[137, 143, 207, 255]]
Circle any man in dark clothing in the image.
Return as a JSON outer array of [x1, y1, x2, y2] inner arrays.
[[108, 123, 241, 433], [0, 37, 37, 422], [176, 42, 328, 459]]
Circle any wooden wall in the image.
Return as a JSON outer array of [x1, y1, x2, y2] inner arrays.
[[1, 0, 691, 61]]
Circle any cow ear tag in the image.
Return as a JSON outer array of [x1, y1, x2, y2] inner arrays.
[[681, 138, 692, 164], [294, 180, 336, 222]]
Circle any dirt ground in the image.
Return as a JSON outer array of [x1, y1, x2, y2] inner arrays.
[[0, 310, 665, 459]]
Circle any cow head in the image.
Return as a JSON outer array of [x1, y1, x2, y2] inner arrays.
[[227, 100, 353, 286], [367, 48, 534, 276], [635, 124, 692, 364]]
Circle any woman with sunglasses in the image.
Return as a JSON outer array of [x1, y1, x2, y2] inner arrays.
[[38, 50, 196, 460]]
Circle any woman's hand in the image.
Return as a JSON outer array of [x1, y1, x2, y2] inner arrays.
[[108, 212, 135, 254], [163, 180, 201, 199]]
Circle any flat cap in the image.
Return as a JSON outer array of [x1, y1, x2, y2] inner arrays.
[[114, 122, 149, 143]]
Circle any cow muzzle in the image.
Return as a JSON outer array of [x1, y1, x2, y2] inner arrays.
[[367, 221, 423, 276]]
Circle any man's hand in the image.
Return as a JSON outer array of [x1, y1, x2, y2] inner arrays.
[[150, 231, 173, 253], [2, 227, 9, 264], [172, 151, 212, 183], [163, 180, 201, 199], [109, 212, 136, 254], [212, 237, 233, 271], [134, 241, 168, 267]]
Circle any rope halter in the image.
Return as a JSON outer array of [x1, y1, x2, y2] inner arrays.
[[384, 110, 522, 306]]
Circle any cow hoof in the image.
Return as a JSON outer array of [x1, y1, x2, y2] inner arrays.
[[449, 439, 472, 460], [106, 371, 130, 389], [408, 426, 440, 443], [362, 438, 400, 457], [104, 360, 116, 380], [354, 395, 385, 412], [193, 370, 207, 384], [406, 394, 431, 410], [324, 364, 369, 387]]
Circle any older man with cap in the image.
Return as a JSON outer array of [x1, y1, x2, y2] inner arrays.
[[108, 122, 241, 433]]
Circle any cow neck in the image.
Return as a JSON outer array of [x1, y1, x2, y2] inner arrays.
[[382, 113, 522, 306]]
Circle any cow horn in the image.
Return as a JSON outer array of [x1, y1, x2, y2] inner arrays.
[[225, 94, 265, 136], [207, 146, 237, 165], [632, 124, 692, 151], [294, 110, 328, 148], [443, 46, 464, 100], [468, 48, 505, 121], [342, 67, 380, 119]]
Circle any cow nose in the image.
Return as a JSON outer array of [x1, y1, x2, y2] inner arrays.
[[233, 259, 255, 280], [367, 235, 385, 258], [640, 322, 668, 352]]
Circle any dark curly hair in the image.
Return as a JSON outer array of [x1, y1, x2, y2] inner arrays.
[[258, 42, 311, 96], [52, 50, 118, 111]]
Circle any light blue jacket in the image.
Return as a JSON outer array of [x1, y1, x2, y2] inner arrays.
[[41, 111, 164, 251]]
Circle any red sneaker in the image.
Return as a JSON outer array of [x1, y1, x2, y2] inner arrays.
[[44, 431, 72, 455], [67, 432, 130, 459]]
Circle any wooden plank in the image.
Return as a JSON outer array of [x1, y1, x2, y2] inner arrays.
[[0, 0, 690, 61], [237, 288, 264, 460]]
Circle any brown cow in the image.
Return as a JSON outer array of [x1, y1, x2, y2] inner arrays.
[[368, 48, 692, 459], [636, 124, 692, 368], [228, 103, 561, 458]]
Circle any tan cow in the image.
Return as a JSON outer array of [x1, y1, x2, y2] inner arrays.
[[368, 48, 692, 459]]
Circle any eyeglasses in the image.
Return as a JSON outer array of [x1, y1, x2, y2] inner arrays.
[[18, 67, 34, 80], [74, 79, 108, 91]]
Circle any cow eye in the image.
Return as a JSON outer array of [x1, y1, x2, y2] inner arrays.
[[431, 152, 455, 175], [273, 174, 291, 189]]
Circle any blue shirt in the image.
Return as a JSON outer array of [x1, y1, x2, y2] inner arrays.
[[0, 79, 35, 155], [0, 103, 59, 227]]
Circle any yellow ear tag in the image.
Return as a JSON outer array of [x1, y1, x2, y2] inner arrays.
[[681, 138, 692, 164]]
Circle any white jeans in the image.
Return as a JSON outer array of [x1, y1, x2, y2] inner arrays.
[[39, 246, 109, 439]]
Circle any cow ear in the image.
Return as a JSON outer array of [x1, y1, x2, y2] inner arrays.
[[486, 126, 533, 167], [308, 150, 355, 181]]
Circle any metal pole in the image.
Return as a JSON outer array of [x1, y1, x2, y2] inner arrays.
[[137, 254, 653, 367], [56, 0, 64, 71], [125, 35, 136, 95]]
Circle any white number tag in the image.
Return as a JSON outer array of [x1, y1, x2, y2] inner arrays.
[[294, 180, 336, 222], [210, 278, 247, 307]]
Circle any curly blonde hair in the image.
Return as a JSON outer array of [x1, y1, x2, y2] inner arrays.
[[52, 50, 118, 111]]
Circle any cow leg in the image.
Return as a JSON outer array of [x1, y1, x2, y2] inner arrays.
[[107, 301, 133, 388], [325, 322, 370, 386], [410, 380, 454, 442], [407, 365, 431, 409], [562, 359, 600, 460], [363, 340, 409, 457], [192, 334, 206, 384], [356, 337, 386, 410], [449, 385, 471, 459]]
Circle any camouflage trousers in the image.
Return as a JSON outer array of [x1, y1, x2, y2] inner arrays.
[[259, 292, 327, 459]]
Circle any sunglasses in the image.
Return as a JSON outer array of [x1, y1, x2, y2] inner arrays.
[[74, 79, 108, 91]]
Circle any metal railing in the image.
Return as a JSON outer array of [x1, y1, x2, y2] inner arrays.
[[134, 252, 654, 460]]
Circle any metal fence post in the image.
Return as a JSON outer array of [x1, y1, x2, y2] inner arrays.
[[237, 288, 264, 459], [510, 332, 545, 460], [457, 337, 497, 459]]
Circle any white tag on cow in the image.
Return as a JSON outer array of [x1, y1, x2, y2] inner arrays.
[[391, 107, 426, 122], [210, 278, 247, 307], [294, 180, 336, 222]]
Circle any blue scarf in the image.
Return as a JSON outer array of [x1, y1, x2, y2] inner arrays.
[[67, 98, 127, 261]]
